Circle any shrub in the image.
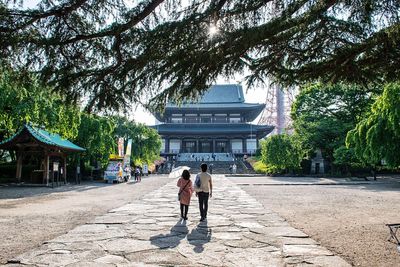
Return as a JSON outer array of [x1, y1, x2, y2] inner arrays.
[[261, 134, 303, 174], [253, 161, 268, 174]]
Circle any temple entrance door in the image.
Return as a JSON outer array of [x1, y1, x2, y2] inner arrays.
[[183, 141, 196, 153], [199, 141, 212, 153], [215, 141, 228, 153], [315, 163, 320, 174]]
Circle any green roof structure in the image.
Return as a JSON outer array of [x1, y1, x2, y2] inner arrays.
[[0, 124, 85, 152], [0, 124, 84, 184]]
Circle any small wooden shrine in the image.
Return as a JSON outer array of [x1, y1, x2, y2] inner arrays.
[[0, 124, 85, 185]]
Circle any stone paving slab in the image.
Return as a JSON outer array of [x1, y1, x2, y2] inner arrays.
[[4, 175, 350, 267]]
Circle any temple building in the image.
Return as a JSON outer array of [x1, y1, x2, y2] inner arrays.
[[152, 84, 274, 159]]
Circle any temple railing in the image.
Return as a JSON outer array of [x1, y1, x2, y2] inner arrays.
[[177, 153, 234, 162]]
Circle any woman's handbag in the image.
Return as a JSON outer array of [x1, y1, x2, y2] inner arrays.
[[178, 180, 190, 201]]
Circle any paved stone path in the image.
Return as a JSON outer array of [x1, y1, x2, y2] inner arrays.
[[4, 175, 350, 267]]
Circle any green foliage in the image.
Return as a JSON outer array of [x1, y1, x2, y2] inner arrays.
[[346, 82, 400, 168], [112, 116, 161, 164], [333, 146, 362, 174], [74, 113, 116, 169], [1, 1, 399, 110], [333, 146, 359, 166], [261, 134, 303, 174], [0, 68, 162, 172], [0, 68, 81, 141], [291, 82, 378, 162], [252, 160, 269, 174]]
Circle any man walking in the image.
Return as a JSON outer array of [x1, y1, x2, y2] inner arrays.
[[195, 163, 213, 222]]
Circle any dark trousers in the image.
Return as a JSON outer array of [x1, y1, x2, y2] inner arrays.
[[198, 192, 210, 219], [180, 203, 189, 218]]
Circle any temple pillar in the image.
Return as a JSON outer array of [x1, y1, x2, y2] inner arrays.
[[63, 155, 67, 184], [43, 152, 49, 185], [212, 140, 216, 153], [165, 137, 170, 153], [15, 149, 23, 182], [243, 137, 247, 154], [196, 140, 199, 153]]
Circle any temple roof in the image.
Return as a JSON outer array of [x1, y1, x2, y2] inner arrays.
[[169, 84, 246, 105], [152, 123, 274, 139], [0, 124, 85, 152], [155, 84, 265, 122]]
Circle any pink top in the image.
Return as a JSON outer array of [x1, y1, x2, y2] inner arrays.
[[177, 178, 193, 205]]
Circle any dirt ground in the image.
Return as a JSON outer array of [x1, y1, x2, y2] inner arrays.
[[0, 175, 174, 264], [233, 177, 400, 267]]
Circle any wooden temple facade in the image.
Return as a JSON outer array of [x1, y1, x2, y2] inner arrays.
[[0, 124, 85, 185], [152, 84, 274, 159]]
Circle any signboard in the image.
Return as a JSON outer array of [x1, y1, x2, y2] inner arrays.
[[118, 137, 124, 157], [125, 139, 132, 156], [53, 162, 59, 171], [123, 139, 132, 170]]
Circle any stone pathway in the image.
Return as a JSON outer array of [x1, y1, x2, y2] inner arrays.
[[4, 175, 350, 267]]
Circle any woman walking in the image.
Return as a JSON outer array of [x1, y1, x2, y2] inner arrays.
[[177, 169, 193, 220]]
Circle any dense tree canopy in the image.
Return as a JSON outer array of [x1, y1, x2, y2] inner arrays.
[[0, 68, 81, 141], [1, 1, 399, 111], [113, 116, 162, 164], [332, 145, 361, 174], [0, 68, 161, 171], [261, 134, 302, 173], [66, 114, 161, 169], [346, 82, 400, 168], [74, 113, 116, 168], [291, 82, 377, 162]]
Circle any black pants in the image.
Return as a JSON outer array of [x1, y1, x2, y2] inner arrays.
[[198, 192, 210, 219], [180, 203, 189, 218]]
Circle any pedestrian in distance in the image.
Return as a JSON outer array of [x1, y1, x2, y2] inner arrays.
[[195, 163, 213, 222], [124, 165, 131, 182], [177, 169, 193, 220], [117, 163, 123, 182], [139, 166, 143, 181], [135, 166, 140, 182]]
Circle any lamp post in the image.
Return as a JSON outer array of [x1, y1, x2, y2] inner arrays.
[[250, 123, 253, 157]]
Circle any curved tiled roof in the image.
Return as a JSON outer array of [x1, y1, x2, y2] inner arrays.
[[0, 124, 85, 152], [156, 84, 265, 122], [201, 84, 245, 103], [169, 84, 245, 104]]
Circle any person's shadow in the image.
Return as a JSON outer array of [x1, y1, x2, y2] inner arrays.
[[150, 219, 189, 248], [187, 220, 212, 253]]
